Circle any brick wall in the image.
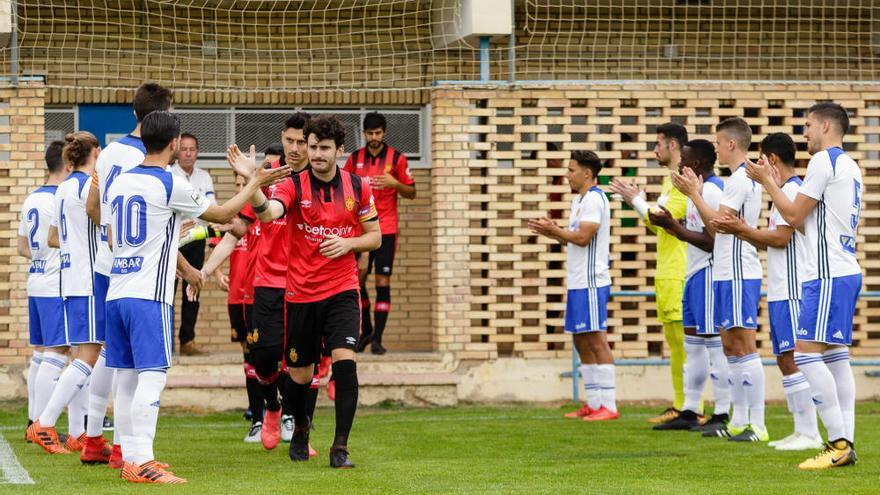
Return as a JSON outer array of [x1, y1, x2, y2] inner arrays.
[[1, 83, 48, 364]]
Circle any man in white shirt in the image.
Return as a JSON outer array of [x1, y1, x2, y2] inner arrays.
[[673, 118, 767, 442], [529, 150, 618, 422], [171, 133, 217, 355], [747, 102, 862, 469]]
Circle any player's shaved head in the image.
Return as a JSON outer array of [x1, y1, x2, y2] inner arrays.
[[716, 118, 752, 151]]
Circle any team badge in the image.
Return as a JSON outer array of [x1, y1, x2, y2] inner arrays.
[[247, 328, 259, 345], [231, 329, 238, 340], [345, 197, 355, 211], [289, 348, 298, 363]]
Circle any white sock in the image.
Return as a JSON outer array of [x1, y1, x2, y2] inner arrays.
[[727, 357, 748, 429], [34, 351, 67, 421], [584, 364, 600, 410], [682, 335, 709, 413], [597, 364, 616, 413], [27, 351, 43, 421], [112, 373, 120, 445], [38, 359, 92, 428], [130, 370, 168, 465], [782, 371, 818, 439], [115, 369, 138, 463], [578, 364, 595, 409], [795, 352, 846, 441], [739, 353, 765, 430], [68, 377, 90, 437], [87, 350, 115, 437], [705, 337, 730, 415], [823, 348, 855, 442]]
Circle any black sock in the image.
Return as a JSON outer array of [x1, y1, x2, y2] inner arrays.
[[246, 377, 264, 423], [288, 378, 312, 429], [279, 373, 293, 417], [360, 282, 373, 339], [332, 360, 358, 446], [307, 379, 319, 425], [261, 380, 280, 412], [374, 286, 390, 345]]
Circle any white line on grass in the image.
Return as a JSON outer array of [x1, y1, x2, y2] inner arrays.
[[0, 433, 34, 484]]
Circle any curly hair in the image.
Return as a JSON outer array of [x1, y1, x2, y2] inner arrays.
[[304, 115, 346, 148], [62, 131, 100, 168]]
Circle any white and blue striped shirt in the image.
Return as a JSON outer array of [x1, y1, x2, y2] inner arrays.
[[18, 185, 62, 297], [767, 177, 804, 301], [567, 186, 611, 289], [714, 164, 763, 281], [105, 165, 211, 305], [799, 147, 863, 281]]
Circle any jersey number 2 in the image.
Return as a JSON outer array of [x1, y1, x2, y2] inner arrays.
[[27, 208, 39, 249], [111, 195, 147, 247]]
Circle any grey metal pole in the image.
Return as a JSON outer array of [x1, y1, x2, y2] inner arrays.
[[508, 0, 515, 82], [11, 0, 18, 86]]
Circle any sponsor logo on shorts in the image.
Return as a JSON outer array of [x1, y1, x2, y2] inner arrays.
[[575, 322, 586, 330], [722, 319, 730, 327], [832, 330, 844, 340], [779, 340, 791, 348], [111, 256, 144, 274], [345, 336, 357, 346], [746, 317, 754, 325], [797, 328, 809, 336]]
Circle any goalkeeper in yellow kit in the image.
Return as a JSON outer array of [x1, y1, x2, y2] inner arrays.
[[610, 123, 690, 424]]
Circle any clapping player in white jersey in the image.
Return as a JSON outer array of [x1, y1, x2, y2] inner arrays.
[[648, 139, 732, 432], [105, 111, 290, 484], [29, 133, 105, 455], [747, 102, 862, 469], [673, 118, 767, 442], [530, 150, 618, 422], [714, 133, 821, 451], [19, 141, 68, 439]]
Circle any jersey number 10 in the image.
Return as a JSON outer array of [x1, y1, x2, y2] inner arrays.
[[111, 195, 148, 247]]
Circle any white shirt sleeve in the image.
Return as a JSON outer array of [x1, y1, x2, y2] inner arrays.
[[774, 184, 800, 228], [580, 191, 604, 225], [720, 171, 749, 212], [51, 191, 61, 227], [169, 175, 212, 219], [799, 154, 832, 201]]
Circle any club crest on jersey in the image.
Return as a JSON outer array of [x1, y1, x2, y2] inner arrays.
[[345, 197, 355, 212], [289, 348, 298, 363]]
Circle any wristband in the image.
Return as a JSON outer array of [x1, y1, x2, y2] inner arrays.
[[631, 195, 650, 219], [254, 200, 269, 213]]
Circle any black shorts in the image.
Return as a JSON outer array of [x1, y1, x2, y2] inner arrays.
[[367, 234, 397, 276], [228, 303, 250, 342], [251, 287, 285, 351], [285, 290, 360, 368]]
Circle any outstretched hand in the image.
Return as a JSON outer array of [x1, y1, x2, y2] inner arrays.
[[227, 144, 258, 180], [609, 178, 641, 205]]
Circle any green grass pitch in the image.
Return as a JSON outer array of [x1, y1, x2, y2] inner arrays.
[[2, 403, 879, 494]]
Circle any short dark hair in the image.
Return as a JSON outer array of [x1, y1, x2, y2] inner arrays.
[[656, 122, 689, 148], [571, 150, 602, 178], [808, 101, 850, 135], [263, 143, 284, 156], [716, 117, 752, 150], [304, 115, 346, 148], [684, 139, 717, 173], [133, 83, 173, 122], [180, 132, 199, 149], [45, 140, 65, 173], [363, 112, 386, 131], [285, 112, 311, 131], [759, 133, 796, 166], [141, 111, 181, 154]]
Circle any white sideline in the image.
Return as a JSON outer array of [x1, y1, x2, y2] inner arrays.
[[0, 433, 33, 484]]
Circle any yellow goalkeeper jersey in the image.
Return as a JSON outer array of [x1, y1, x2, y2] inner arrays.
[[644, 176, 687, 281]]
